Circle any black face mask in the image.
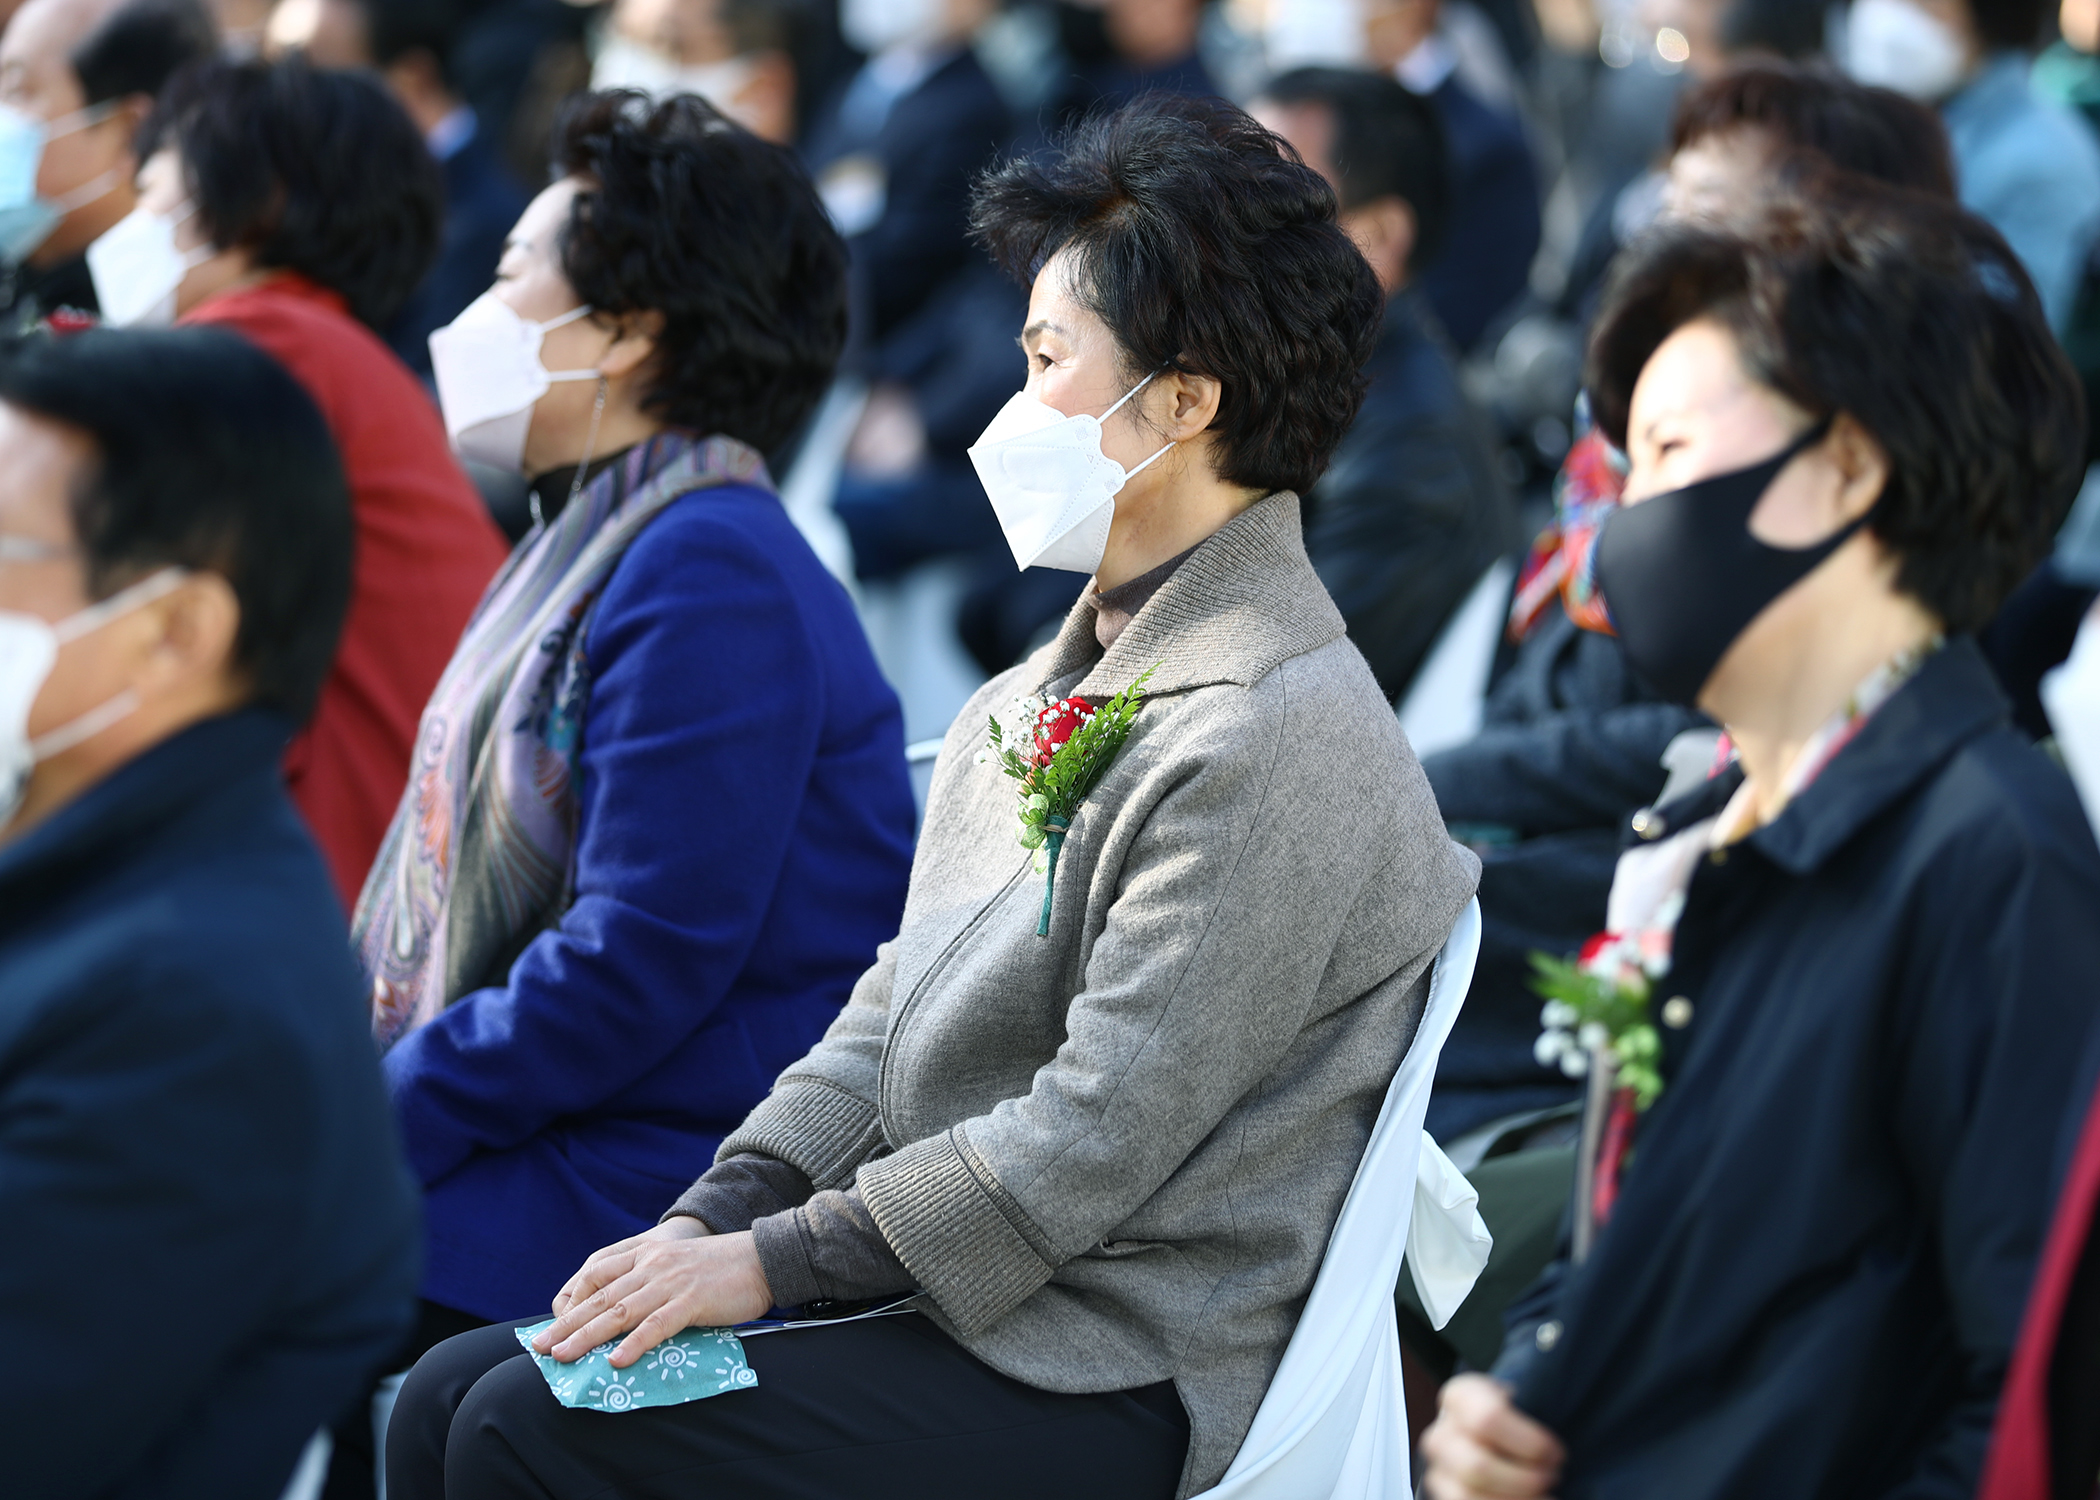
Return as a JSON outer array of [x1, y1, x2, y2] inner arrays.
[[1594, 416, 1862, 706]]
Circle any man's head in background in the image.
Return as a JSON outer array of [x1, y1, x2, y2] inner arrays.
[[265, 0, 473, 141], [0, 0, 213, 270], [0, 326, 351, 840], [1253, 66, 1451, 299], [590, 0, 807, 144], [1662, 61, 1956, 222]]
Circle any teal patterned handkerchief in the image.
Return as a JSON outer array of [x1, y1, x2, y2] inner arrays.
[[515, 1320, 759, 1411]]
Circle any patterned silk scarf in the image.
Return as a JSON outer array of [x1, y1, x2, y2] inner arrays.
[[352, 431, 770, 1048]]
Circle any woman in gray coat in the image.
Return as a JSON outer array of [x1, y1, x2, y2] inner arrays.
[[389, 95, 1479, 1500]]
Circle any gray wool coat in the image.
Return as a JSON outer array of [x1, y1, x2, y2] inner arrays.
[[718, 491, 1479, 1495]]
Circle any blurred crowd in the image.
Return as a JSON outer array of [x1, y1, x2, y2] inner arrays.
[[5, 0, 2100, 1497]]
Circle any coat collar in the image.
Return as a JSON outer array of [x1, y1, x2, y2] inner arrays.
[[1029, 490, 1348, 702], [0, 708, 292, 906], [1642, 637, 2013, 876]]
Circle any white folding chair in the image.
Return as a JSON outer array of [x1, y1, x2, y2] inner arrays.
[[277, 1429, 332, 1500], [1191, 898, 1486, 1500], [1396, 560, 1516, 761]]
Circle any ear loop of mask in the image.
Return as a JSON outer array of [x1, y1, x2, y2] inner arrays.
[[530, 374, 609, 531], [30, 566, 189, 759], [1102, 370, 1176, 483], [40, 101, 124, 215]]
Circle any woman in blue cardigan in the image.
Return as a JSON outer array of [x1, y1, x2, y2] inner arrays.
[[351, 91, 914, 1341]]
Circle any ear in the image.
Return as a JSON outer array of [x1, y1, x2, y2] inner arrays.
[[592, 308, 665, 380], [1158, 368, 1225, 442], [1826, 412, 1890, 526], [1340, 196, 1415, 292], [136, 572, 244, 702]]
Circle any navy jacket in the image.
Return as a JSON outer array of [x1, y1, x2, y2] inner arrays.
[[806, 49, 1012, 345], [0, 710, 419, 1500], [1495, 640, 2100, 1499], [1422, 607, 1704, 1140], [1305, 287, 1519, 703], [386, 125, 527, 379], [1416, 75, 1541, 354], [385, 478, 917, 1320]]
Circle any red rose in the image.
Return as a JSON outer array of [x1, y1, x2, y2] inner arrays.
[[1032, 697, 1094, 766], [1577, 931, 1615, 966]]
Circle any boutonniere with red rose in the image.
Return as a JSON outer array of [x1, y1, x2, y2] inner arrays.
[[1529, 916, 1676, 1259], [980, 665, 1156, 936]]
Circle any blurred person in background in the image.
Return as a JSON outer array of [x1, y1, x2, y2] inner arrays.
[[1254, 65, 1520, 702], [1039, 0, 1221, 126], [589, 0, 806, 143], [1424, 180, 2097, 1500], [0, 327, 418, 1500], [111, 56, 509, 906], [1400, 62, 1960, 1426], [267, 0, 530, 379], [347, 88, 913, 1481], [0, 0, 212, 331], [1267, 0, 1543, 353], [1845, 0, 2100, 332]]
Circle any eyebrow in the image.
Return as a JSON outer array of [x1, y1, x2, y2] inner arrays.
[[1020, 319, 1064, 345]]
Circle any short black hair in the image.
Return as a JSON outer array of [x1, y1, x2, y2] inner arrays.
[[353, 0, 465, 81], [70, 0, 215, 107], [0, 328, 352, 723], [971, 94, 1383, 497], [1972, 0, 2051, 51], [141, 57, 442, 330], [1259, 66, 1451, 273], [1587, 185, 2085, 632], [1671, 62, 1955, 199], [550, 90, 848, 454], [1716, 0, 1826, 60]]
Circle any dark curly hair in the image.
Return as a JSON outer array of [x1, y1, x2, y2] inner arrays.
[[550, 91, 847, 455], [142, 57, 442, 330], [1586, 179, 2085, 632], [970, 94, 1384, 497]]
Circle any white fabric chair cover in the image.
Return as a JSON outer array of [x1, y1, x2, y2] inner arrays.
[[276, 1429, 332, 1500], [1397, 560, 1515, 760], [1191, 898, 1485, 1500]]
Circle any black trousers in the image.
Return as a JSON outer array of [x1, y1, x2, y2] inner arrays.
[[387, 1311, 1190, 1500]]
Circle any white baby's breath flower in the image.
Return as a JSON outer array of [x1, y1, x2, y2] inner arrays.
[[1578, 1021, 1610, 1053], [1540, 999, 1577, 1029], [1534, 1030, 1569, 1067], [1560, 1047, 1590, 1078]]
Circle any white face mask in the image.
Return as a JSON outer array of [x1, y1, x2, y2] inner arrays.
[[86, 201, 214, 328], [966, 373, 1174, 576], [427, 291, 600, 474], [0, 567, 186, 825], [841, 0, 945, 56], [592, 34, 763, 127], [0, 100, 120, 266], [1844, 0, 1970, 101]]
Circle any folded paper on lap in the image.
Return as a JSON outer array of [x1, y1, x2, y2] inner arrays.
[[516, 1319, 758, 1411]]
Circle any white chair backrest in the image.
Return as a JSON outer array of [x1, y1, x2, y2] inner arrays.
[[277, 1429, 332, 1500], [1397, 559, 1516, 761], [1191, 898, 1483, 1500]]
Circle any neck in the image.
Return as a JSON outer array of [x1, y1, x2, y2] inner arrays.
[[1094, 444, 1263, 592], [1710, 572, 1940, 827]]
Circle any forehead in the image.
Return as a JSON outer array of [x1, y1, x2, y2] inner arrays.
[[1627, 317, 1752, 430], [1025, 248, 1108, 339], [1248, 98, 1337, 185], [0, 401, 93, 542], [510, 176, 584, 255]]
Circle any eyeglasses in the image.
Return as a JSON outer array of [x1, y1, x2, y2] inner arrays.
[[0, 535, 75, 565]]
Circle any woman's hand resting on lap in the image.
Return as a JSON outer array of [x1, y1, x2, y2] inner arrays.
[[1421, 1374, 1565, 1499], [534, 1217, 774, 1367]]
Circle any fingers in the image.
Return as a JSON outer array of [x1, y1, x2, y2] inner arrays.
[[549, 1243, 642, 1322], [1421, 1376, 1563, 1500], [608, 1300, 692, 1369], [1440, 1375, 1565, 1469], [536, 1265, 660, 1360]]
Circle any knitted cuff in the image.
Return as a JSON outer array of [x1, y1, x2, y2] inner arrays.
[[718, 1077, 886, 1191]]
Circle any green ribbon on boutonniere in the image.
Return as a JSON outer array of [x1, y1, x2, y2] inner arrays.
[[981, 665, 1157, 936]]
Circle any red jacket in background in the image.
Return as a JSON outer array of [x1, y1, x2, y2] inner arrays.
[[1983, 1062, 2100, 1500], [185, 274, 507, 908]]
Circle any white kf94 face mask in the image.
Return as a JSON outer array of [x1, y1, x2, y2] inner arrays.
[[966, 373, 1174, 576], [1844, 0, 1969, 101], [428, 291, 600, 474], [86, 201, 215, 327], [0, 567, 187, 825]]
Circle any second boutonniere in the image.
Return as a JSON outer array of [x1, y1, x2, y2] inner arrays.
[[981, 664, 1157, 936]]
